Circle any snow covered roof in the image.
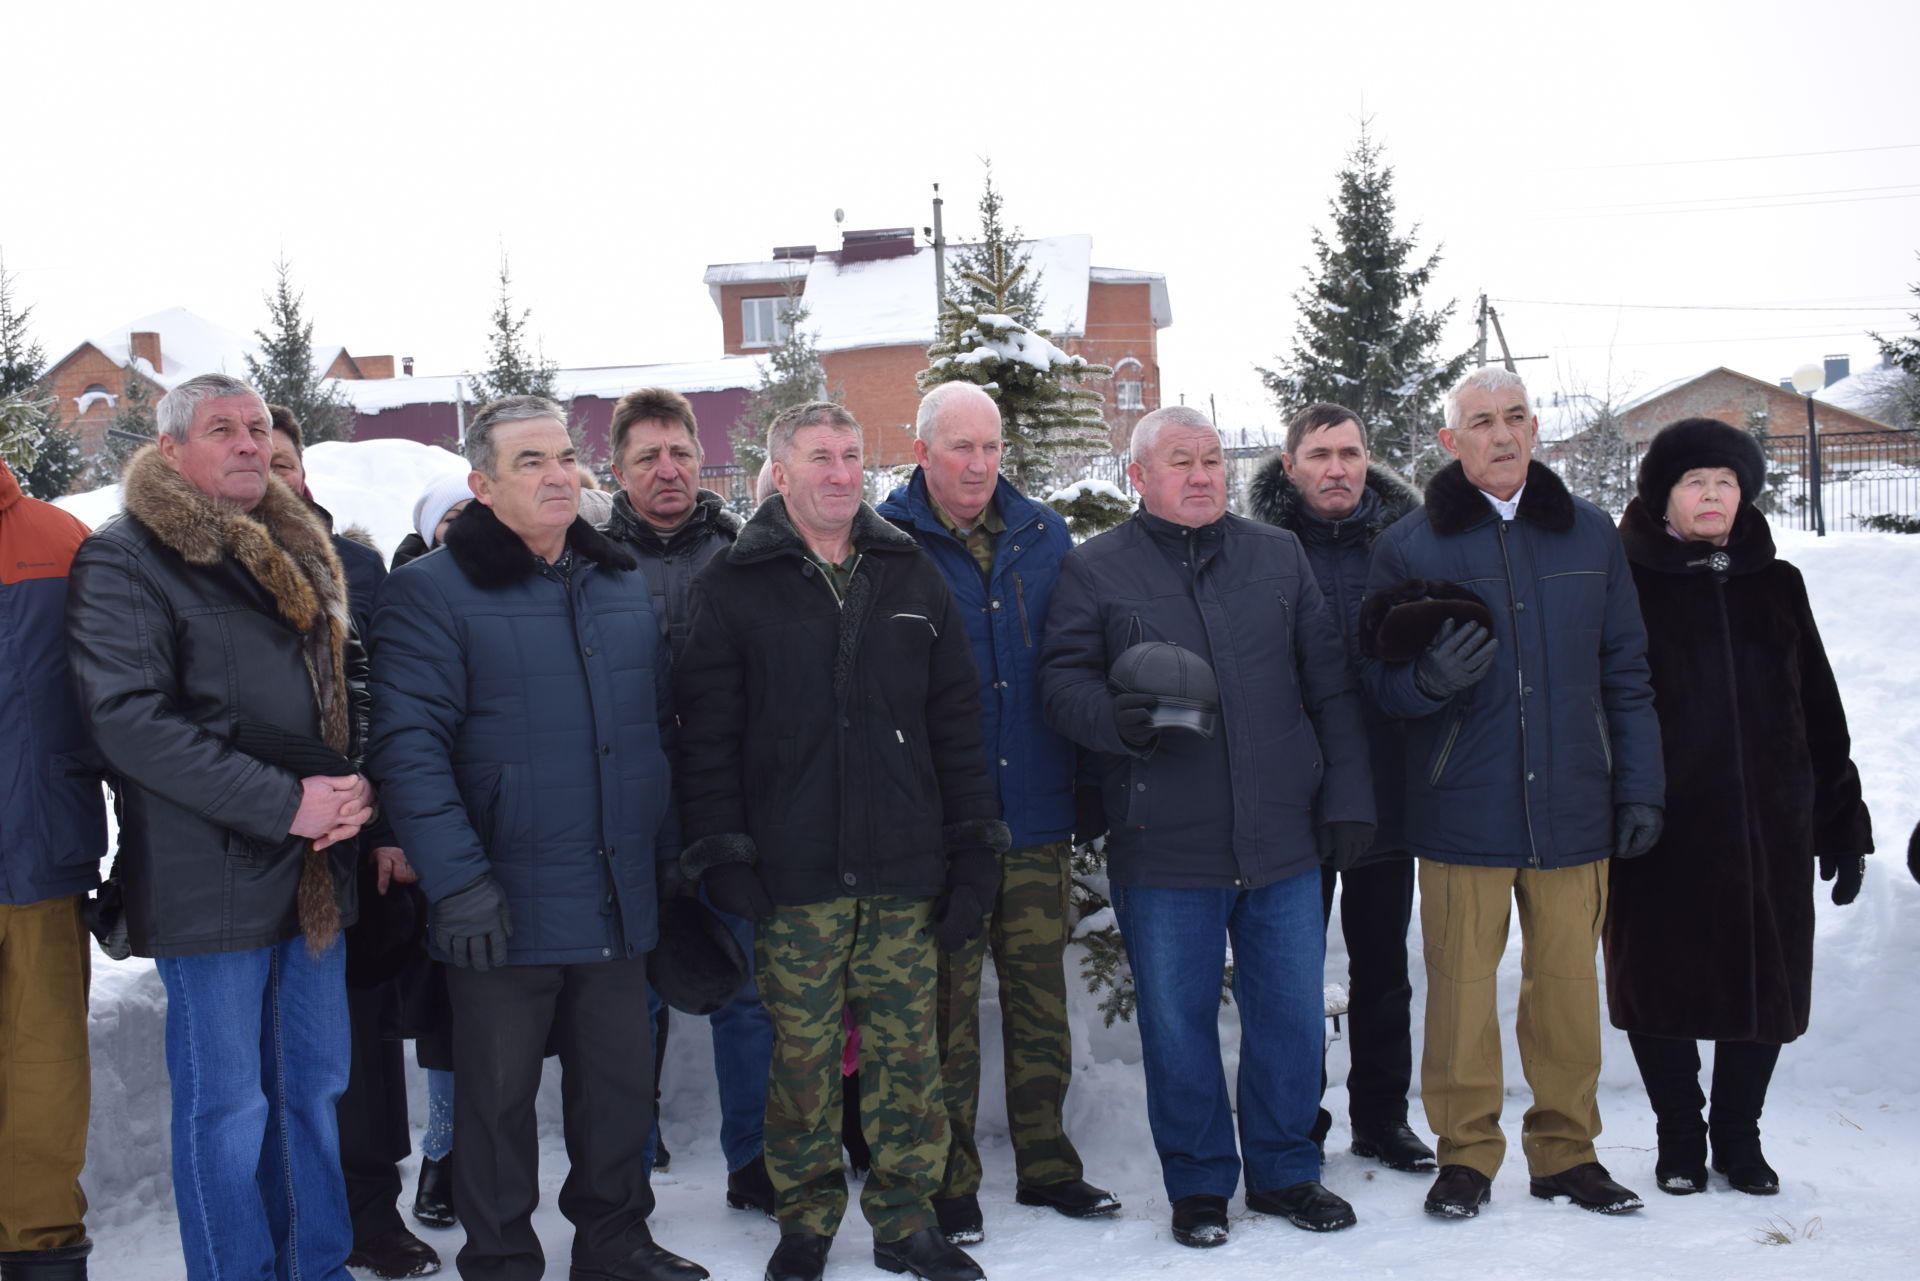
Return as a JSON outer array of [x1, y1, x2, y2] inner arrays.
[[59, 306, 349, 390], [334, 355, 766, 412], [1616, 369, 1707, 416], [1533, 391, 1609, 443], [1816, 364, 1904, 414]]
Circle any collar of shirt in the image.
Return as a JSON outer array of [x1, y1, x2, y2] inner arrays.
[[1479, 483, 1526, 522], [931, 492, 1004, 539]]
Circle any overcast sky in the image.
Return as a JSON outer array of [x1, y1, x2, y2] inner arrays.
[[8, 0, 1917, 438]]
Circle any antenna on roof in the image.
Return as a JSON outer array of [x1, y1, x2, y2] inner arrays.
[[833, 208, 845, 225]]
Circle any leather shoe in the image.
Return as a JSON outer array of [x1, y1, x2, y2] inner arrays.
[[347, 1228, 442, 1278], [1015, 1177, 1121, 1218], [412, 1155, 456, 1229], [1246, 1181, 1356, 1231], [932, 1193, 983, 1245], [764, 1234, 831, 1281], [1351, 1122, 1438, 1173], [872, 1226, 983, 1281], [1170, 1193, 1229, 1248], [0, 1240, 93, 1281], [727, 1156, 777, 1218], [1528, 1162, 1644, 1214], [570, 1240, 709, 1281], [1423, 1165, 1492, 1219]]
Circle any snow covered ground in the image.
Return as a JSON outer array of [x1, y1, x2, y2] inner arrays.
[[57, 448, 1920, 1279]]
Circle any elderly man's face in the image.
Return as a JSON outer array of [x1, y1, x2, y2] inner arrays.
[[613, 419, 701, 531], [472, 418, 580, 547], [1282, 418, 1368, 521], [1441, 385, 1537, 501], [269, 428, 306, 494], [914, 395, 1003, 527], [159, 394, 272, 510], [1129, 422, 1228, 528], [774, 424, 863, 539]]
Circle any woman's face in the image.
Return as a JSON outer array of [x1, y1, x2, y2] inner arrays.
[[433, 499, 471, 547], [1665, 466, 1741, 546]]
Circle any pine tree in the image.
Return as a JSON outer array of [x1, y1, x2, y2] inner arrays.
[[1869, 261, 1920, 429], [244, 258, 354, 442], [946, 160, 1044, 324], [0, 253, 81, 498], [920, 243, 1112, 492], [1561, 397, 1634, 515], [1258, 124, 1470, 480], [467, 254, 560, 407], [729, 285, 832, 476]]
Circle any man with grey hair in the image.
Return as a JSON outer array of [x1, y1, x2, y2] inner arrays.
[[369, 395, 705, 1281], [67, 372, 370, 1281], [1360, 366, 1663, 1219], [676, 401, 1005, 1281], [1041, 406, 1374, 1247], [876, 382, 1118, 1245]]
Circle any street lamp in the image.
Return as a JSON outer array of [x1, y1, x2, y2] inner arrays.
[[1791, 362, 1826, 537]]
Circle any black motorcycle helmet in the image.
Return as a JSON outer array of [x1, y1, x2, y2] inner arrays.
[[1108, 641, 1220, 738]]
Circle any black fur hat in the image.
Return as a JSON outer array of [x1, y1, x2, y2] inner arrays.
[[1359, 579, 1495, 663], [1636, 417, 1765, 514], [650, 897, 751, 1015]]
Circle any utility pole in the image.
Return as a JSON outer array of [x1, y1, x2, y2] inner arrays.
[[931, 183, 947, 310], [1488, 303, 1517, 373], [1475, 293, 1489, 367]]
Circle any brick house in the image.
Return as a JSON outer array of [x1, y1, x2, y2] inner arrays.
[[705, 228, 1171, 467], [1615, 365, 1897, 443]]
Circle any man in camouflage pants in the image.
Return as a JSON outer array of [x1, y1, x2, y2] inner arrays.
[[675, 402, 1008, 1281], [878, 383, 1119, 1243]]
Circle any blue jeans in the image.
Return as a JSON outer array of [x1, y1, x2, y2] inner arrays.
[[643, 899, 773, 1176], [1113, 869, 1325, 1202], [155, 936, 352, 1281]]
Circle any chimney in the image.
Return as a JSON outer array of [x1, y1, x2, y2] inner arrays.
[[403, 356, 414, 376], [1824, 353, 1850, 386], [130, 331, 161, 373], [772, 245, 817, 261], [838, 227, 916, 263]]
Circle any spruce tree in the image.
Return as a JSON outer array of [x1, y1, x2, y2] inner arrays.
[[729, 285, 832, 476], [1870, 260, 1920, 429], [244, 258, 354, 442], [946, 160, 1044, 325], [1258, 124, 1470, 480], [0, 253, 81, 498], [467, 254, 560, 406], [919, 243, 1112, 492], [1561, 397, 1634, 515]]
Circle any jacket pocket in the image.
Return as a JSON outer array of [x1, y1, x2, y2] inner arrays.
[[1592, 696, 1614, 776], [890, 611, 939, 639], [43, 752, 108, 872], [1014, 575, 1034, 648], [1428, 710, 1467, 787]]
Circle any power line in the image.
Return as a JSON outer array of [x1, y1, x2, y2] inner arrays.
[[1550, 142, 1920, 169], [1532, 191, 1920, 218], [1541, 182, 1920, 215], [1548, 328, 1877, 351], [1494, 298, 1914, 314]]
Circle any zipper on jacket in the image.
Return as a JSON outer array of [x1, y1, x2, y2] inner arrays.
[[1429, 710, 1466, 786], [1496, 520, 1543, 867], [808, 552, 863, 609], [1013, 574, 1033, 647], [1592, 695, 1613, 776]]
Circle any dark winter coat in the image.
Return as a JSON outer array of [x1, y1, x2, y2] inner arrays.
[[390, 531, 432, 569], [674, 497, 1003, 906], [1603, 498, 1872, 1044], [311, 507, 388, 641], [1250, 458, 1421, 861], [877, 471, 1078, 849], [1361, 460, 1663, 868], [1, 460, 106, 905], [1040, 508, 1373, 889], [65, 447, 361, 957], [601, 487, 742, 662], [367, 500, 678, 964]]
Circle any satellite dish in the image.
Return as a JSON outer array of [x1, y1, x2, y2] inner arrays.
[[834, 208, 845, 225]]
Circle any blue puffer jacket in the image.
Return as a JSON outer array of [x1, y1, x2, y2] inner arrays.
[[1361, 461, 1663, 868], [1, 461, 106, 905], [367, 501, 678, 963], [1041, 509, 1373, 889], [877, 471, 1076, 849]]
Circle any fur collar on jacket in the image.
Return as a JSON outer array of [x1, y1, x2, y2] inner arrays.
[[729, 495, 917, 565], [121, 443, 352, 952], [1424, 459, 1575, 536], [604, 487, 743, 553], [1618, 495, 1776, 578], [1248, 457, 1421, 541], [442, 498, 638, 589]]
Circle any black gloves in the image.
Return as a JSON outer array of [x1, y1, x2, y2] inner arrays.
[[1819, 852, 1866, 906], [1316, 821, 1376, 872], [433, 875, 513, 970], [1614, 803, 1664, 859], [932, 848, 1002, 952], [703, 861, 774, 923], [1413, 618, 1499, 702], [1074, 784, 1109, 848], [1114, 692, 1159, 750]]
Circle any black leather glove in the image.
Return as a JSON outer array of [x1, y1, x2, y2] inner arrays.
[[1316, 821, 1376, 871], [1114, 692, 1159, 749], [702, 861, 774, 923], [433, 875, 513, 970], [1413, 618, 1499, 702], [1819, 852, 1866, 906], [931, 848, 1001, 952], [1074, 784, 1109, 848], [1614, 803, 1664, 859]]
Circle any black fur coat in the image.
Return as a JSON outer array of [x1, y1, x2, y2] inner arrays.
[[1603, 497, 1873, 1044]]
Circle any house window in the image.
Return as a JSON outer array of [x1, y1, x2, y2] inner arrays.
[[741, 297, 789, 347], [1116, 379, 1144, 410]]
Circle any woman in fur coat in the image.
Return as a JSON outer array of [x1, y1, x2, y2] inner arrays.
[[1604, 417, 1873, 1198]]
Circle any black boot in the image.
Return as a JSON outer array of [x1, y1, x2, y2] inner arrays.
[[726, 1155, 777, 1217], [872, 1227, 983, 1281], [0, 1239, 92, 1280], [1628, 1032, 1709, 1195], [412, 1154, 457, 1228], [1350, 1121, 1438, 1173], [1710, 1040, 1782, 1196], [841, 1071, 871, 1181], [347, 1228, 442, 1278], [1655, 1129, 1708, 1196], [764, 1234, 831, 1281]]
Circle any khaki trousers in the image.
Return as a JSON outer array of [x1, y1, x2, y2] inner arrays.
[[1418, 859, 1607, 1180], [0, 895, 91, 1252]]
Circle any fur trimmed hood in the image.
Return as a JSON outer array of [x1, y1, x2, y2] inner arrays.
[[1249, 456, 1421, 542], [442, 497, 638, 589], [729, 494, 917, 565], [1424, 459, 1575, 536]]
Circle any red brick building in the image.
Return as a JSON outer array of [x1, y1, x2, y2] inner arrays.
[[705, 229, 1170, 466]]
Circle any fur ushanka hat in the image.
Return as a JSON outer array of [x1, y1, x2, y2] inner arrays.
[[1636, 417, 1765, 514], [1359, 578, 1495, 663]]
